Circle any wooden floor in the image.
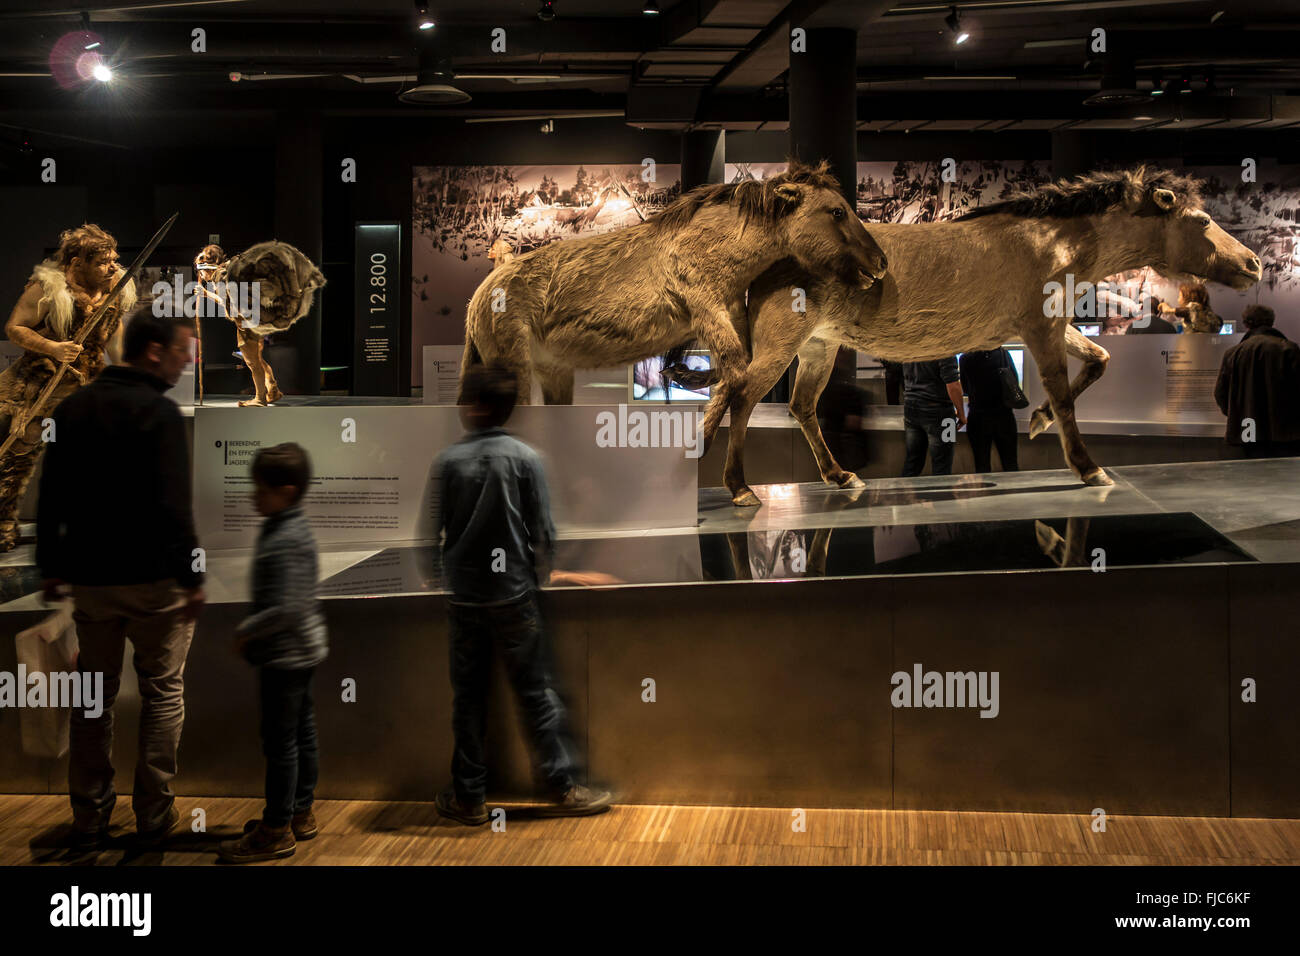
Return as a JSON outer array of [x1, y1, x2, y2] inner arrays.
[[3, 794, 1299, 865]]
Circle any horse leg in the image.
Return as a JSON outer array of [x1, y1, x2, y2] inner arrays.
[[789, 337, 862, 489], [538, 365, 574, 405], [688, 296, 751, 445], [1029, 324, 1110, 438], [1022, 325, 1112, 486], [474, 320, 533, 406], [723, 345, 800, 507]]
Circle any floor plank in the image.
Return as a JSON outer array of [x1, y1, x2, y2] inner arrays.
[[3, 795, 1298, 866]]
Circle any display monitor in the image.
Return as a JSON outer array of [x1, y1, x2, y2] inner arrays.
[[629, 350, 712, 402], [1074, 323, 1102, 337], [955, 347, 1026, 387], [1220, 322, 1234, 335]]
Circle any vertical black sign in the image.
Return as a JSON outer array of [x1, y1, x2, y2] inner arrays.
[[353, 221, 402, 396]]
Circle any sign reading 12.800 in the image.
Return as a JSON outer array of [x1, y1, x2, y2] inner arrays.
[[353, 221, 402, 396]]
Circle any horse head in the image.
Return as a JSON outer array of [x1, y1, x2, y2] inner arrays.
[[770, 161, 888, 291], [1144, 183, 1261, 291]]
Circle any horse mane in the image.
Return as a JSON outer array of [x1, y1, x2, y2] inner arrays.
[[650, 158, 841, 232], [959, 166, 1205, 221]]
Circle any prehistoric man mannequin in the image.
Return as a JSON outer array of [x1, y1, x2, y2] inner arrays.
[[195, 243, 280, 407], [0, 224, 135, 551], [194, 241, 324, 407]]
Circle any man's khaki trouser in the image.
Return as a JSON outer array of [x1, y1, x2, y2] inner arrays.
[[68, 580, 195, 833]]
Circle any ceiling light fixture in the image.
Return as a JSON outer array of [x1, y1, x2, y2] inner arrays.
[[538, 1, 556, 22], [415, 2, 434, 31], [945, 7, 969, 46], [642, 0, 661, 14]]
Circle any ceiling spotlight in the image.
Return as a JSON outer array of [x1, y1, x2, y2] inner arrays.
[[1178, 73, 1192, 94], [92, 61, 111, 82], [945, 7, 969, 45], [1150, 72, 1164, 95], [538, 1, 556, 22], [643, 0, 661, 14], [415, 2, 434, 30]]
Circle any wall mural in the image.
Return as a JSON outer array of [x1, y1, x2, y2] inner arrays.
[[411, 158, 1300, 384], [411, 163, 681, 384]]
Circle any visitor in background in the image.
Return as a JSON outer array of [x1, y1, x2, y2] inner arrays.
[[1214, 304, 1300, 458], [901, 356, 964, 477], [220, 442, 328, 864], [817, 347, 870, 475], [432, 365, 612, 825], [960, 348, 1020, 473], [36, 307, 204, 850], [1160, 283, 1222, 334]]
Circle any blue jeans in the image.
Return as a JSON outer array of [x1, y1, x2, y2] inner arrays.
[[259, 666, 319, 828], [902, 410, 956, 477], [448, 591, 577, 804]]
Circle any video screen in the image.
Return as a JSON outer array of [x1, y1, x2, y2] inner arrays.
[[955, 347, 1026, 387], [630, 351, 712, 402]]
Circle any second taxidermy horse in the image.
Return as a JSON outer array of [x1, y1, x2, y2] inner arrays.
[[716, 167, 1262, 505]]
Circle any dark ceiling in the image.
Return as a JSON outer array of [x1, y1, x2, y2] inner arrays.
[[0, 0, 1297, 135]]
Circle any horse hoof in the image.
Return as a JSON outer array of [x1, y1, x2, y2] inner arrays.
[[238, 398, 268, 408], [731, 489, 762, 508], [1082, 467, 1114, 487], [1028, 411, 1054, 439], [828, 472, 865, 490]]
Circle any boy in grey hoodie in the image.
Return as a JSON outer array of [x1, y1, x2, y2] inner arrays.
[[220, 442, 328, 863]]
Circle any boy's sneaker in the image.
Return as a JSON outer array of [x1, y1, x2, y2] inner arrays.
[[136, 805, 181, 846], [246, 810, 318, 842], [70, 823, 112, 851], [220, 823, 295, 863], [436, 791, 489, 826], [535, 785, 614, 817]]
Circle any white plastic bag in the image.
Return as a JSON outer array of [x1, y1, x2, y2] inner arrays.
[[14, 604, 78, 759]]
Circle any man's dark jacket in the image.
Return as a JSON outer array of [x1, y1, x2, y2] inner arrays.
[[1214, 326, 1300, 446], [37, 365, 203, 587]]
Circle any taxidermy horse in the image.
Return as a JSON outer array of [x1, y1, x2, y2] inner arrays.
[[195, 241, 325, 406], [717, 167, 1262, 506], [459, 160, 889, 450]]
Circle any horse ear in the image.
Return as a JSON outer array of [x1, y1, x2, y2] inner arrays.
[[775, 183, 803, 206], [1152, 188, 1177, 211]]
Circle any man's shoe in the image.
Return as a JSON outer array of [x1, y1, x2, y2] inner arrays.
[[436, 791, 489, 826], [136, 805, 180, 846], [535, 785, 614, 817], [291, 809, 318, 841], [245, 810, 318, 842], [220, 823, 295, 863]]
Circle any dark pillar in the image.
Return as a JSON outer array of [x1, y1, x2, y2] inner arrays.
[[1051, 130, 1093, 181], [788, 28, 858, 205], [784, 28, 859, 407], [272, 113, 323, 395], [680, 130, 725, 191]]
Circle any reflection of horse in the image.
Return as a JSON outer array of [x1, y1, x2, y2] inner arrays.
[[461, 161, 888, 484], [719, 168, 1263, 506]]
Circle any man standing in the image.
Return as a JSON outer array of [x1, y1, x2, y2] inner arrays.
[[901, 356, 966, 477], [37, 307, 204, 848], [1214, 304, 1300, 458], [0, 224, 135, 551]]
